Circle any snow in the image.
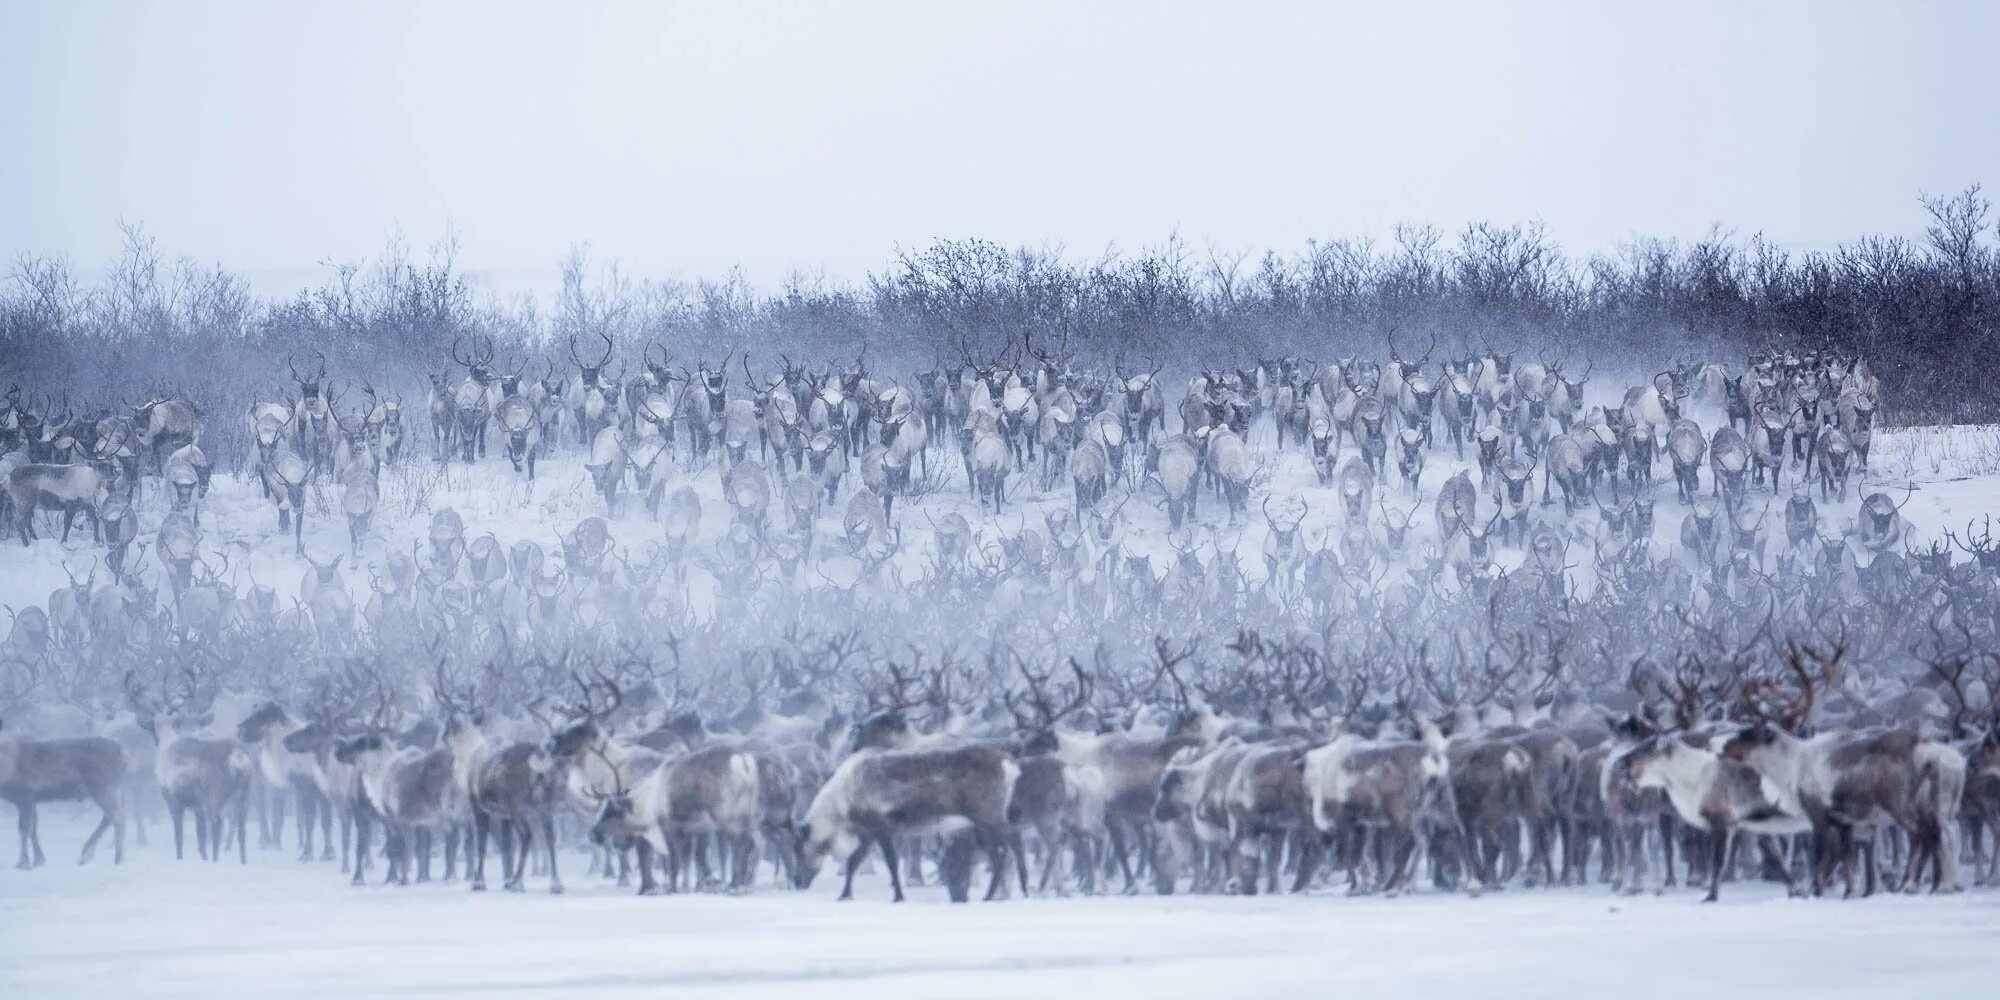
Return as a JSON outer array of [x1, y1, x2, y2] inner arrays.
[[4, 815, 1998, 999]]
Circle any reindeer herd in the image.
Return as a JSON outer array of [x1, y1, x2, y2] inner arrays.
[[4, 331, 1999, 906]]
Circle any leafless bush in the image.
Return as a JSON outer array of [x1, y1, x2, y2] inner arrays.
[[5, 186, 1998, 431]]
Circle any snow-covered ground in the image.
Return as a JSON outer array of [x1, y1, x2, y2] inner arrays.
[[3, 816, 1998, 999]]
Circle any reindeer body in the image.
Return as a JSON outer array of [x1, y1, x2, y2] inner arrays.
[[590, 744, 761, 894], [799, 744, 1020, 902], [7, 461, 110, 545], [0, 730, 128, 868], [468, 741, 565, 893], [153, 728, 253, 864]]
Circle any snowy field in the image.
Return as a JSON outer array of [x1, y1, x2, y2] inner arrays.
[[4, 818, 1999, 1000]]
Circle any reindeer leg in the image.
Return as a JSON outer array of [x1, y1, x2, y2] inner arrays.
[[1703, 827, 1731, 903], [876, 832, 911, 902], [1898, 824, 1926, 895], [442, 824, 461, 882], [263, 784, 283, 850], [167, 796, 187, 861], [621, 838, 655, 895], [127, 784, 146, 848], [1862, 831, 1879, 898], [1033, 824, 1060, 896], [1658, 814, 1678, 887], [499, 820, 522, 891], [979, 827, 1012, 902], [1105, 820, 1140, 895], [691, 835, 717, 891], [1982, 804, 2000, 886], [1383, 831, 1419, 896], [1263, 831, 1286, 895], [504, 820, 528, 892], [1010, 829, 1030, 898], [78, 803, 115, 867], [320, 795, 336, 862], [899, 835, 925, 887], [543, 813, 563, 894], [1839, 826, 1858, 898], [832, 838, 870, 901], [14, 804, 33, 870], [469, 811, 491, 890], [351, 807, 376, 885], [200, 806, 219, 862], [382, 825, 403, 885], [1288, 831, 1322, 894], [339, 807, 354, 873]]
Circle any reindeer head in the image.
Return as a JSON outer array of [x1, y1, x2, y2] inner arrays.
[[566, 331, 614, 388], [305, 553, 344, 589], [289, 351, 328, 403]]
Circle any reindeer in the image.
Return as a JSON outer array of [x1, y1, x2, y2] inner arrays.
[[1709, 426, 1750, 506], [162, 442, 211, 526], [586, 426, 629, 513], [1837, 388, 1876, 472], [1204, 427, 1252, 524], [1541, 431, 1590, 514], [1751, 405, 1788, 491], [1304, 699, 1477, 896], [259, 443, 311, 556], [359, 382, 404, 467], [129, 672, 255, 864], [496, 384, 542, 482], [1151, 435, 1201, 530], [335, 719, 475, 886], [1002, 660, 1109, 896], [425, 370, 457, 459], [0, 719, 129, 868], [1664, 419, 1705, 505], [1438, 365, 1478, 459], [1019, 640, 1217, 895], [7, 460, 111, 545], [965, 425, 1012, 515], [467, 731, 566, 893], [589, 738, 765, 894], [541, 668, 659, 884], [1717, 641, 1966, 896], [446, 335, 499, 462], [1154, 738, 1254, 892], [1115, 363, 1166, 449], [288, 352, 335, 473], [797, 739, 1020, 903], [340, 458, 379, 554], [1815, 423, 1854, 502], [1548, 361, 1589, 432], [1616, 722, 1808, 902], [236, 700, 336, 863], [562, 331, 618, 448], [806, 430, 847, 509], [129, 394, 198, 478]]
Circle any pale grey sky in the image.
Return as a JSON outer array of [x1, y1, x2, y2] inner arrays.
[[3, 0, 1996, 294]]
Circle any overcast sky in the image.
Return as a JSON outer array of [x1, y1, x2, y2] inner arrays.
[[3, 0, 1996, 295]]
